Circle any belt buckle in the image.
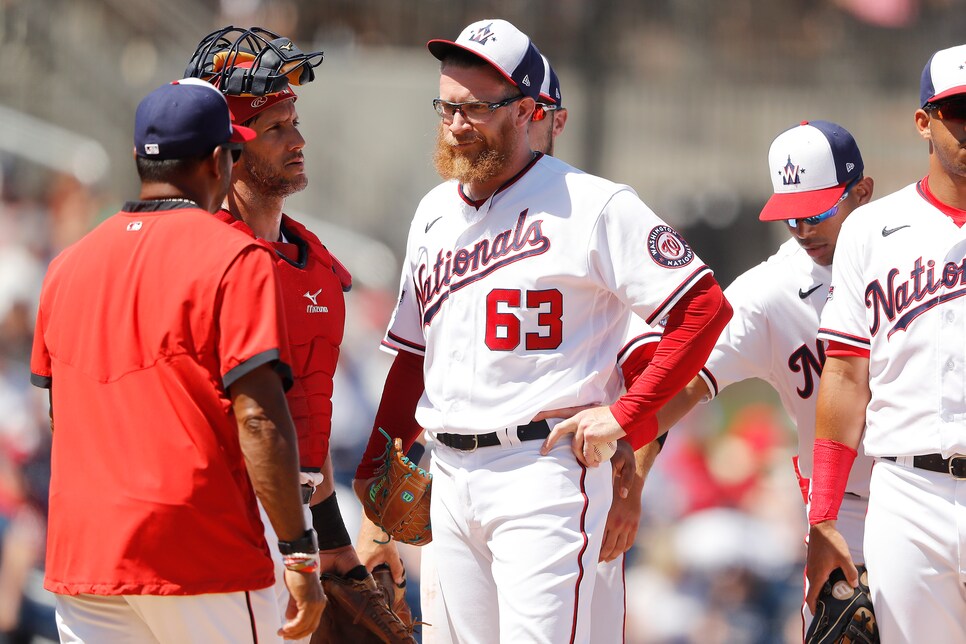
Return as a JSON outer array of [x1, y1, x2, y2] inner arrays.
[[464, 434, 478, 453], [948, 455, 966, 479]]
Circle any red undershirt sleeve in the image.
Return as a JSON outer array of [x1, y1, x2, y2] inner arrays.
[[354, 350, 425, 479], [611, 274, 732, 450]]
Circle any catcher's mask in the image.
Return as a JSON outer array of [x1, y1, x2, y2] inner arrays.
[[184, 26, 323, 97]]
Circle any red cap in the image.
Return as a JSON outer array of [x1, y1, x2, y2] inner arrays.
[[216, 61, 298, 125]]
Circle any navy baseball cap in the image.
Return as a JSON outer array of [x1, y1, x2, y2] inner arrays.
[[427, 19, 545, 101], [538, 55, 562, 107], [134, 78, 256, 160], [920, 44, 966, 107], [759, 120, 863, 222]]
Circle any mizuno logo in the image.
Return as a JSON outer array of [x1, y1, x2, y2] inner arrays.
[[882, 225, 910, 237], [799, 283, 824, 299], [425, 216, 443, 233], [279, 41, 294, 51], [304, 288, 322, 305]]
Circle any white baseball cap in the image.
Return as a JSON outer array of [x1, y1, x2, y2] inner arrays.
[[427, 19, 545, 101], [538, 54, 562, 107], [759, 120, 864, 222], [920, 44, 966, 106]]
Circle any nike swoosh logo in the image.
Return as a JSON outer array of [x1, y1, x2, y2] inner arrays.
[[882, 224, 910, 237], [799, 284, 824, 299], [425, 216, 443, 233]]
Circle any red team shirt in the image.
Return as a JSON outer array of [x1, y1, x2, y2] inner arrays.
[[30, 201, 291, 596], [215, 210, 350, 470]]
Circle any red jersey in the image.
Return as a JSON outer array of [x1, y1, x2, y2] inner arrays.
[[30, 200, 291, 596], [215, 211, 350, 470]]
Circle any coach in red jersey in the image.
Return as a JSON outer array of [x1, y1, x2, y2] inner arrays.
[[29, 79, 323, 642], [182, 36, 411, 641]]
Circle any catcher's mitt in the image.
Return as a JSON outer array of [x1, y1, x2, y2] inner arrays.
[[313, 573, 416, 644], [806, 565, 879, 644], [371, 563, 414, 633], [363, 429, 432, 546]]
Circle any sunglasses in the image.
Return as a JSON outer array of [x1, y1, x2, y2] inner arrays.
[[223, 144, 243, 163], [433, 95, 526, 122], [926, 99, 966, 121], [786, 176, 861, 228]]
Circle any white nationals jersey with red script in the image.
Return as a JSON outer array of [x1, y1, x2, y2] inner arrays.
[[819, 181, 966, 457], [697, 238, 872, 496], [383, 153, 711, 434]]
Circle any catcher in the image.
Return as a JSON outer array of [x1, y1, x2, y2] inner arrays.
[[183, 26, 415, 643]]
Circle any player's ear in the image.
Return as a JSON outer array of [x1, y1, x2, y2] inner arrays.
[[551, 107, 568, 138], [852, 176, 874, 206], [516, 97, 537, 127], [915, 108, 933, 142]]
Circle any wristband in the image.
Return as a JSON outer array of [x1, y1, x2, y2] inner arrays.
[[406, 441, 427, 466], [278, 528, 318, 556], [283, 552, 321, 575], [311, 491, 352, 550], [808, 438, 857, 525]]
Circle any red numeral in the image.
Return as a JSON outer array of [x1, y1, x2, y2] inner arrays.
[[485, 288, 562, 351]]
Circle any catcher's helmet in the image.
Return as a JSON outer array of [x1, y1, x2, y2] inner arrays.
[[184, 26, 323, 96]]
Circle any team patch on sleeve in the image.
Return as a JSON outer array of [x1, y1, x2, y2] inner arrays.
[[647, 225, 694, 268]]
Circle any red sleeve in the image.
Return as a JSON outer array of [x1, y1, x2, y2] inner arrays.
[[218, 246, 293, 390], [610, 274, 732, 450], [30, 301, 52, 389], [825, 339, 870, 359], [354, 350, 425, 479]]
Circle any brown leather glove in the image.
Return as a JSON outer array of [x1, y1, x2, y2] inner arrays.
[[312, 572, 416, 644], [362, 430, 432, 546]]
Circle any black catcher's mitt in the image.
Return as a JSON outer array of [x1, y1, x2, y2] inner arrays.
[[806, 565, 879, 644]]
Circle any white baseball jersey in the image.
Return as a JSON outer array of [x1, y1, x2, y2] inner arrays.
[[819, 181, 966, 457], [700, 238, 873, 496], [382, 153, 711, 434]]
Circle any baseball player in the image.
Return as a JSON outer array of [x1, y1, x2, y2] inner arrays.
[[806, 44, 966, 642], [29, 79, 323, 642], [352, 19, 732, 643], [632, 120, 877, 635], [181, 28, 409, 643]]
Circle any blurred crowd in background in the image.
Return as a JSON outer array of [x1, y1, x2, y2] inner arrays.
[[2, 0, 965, 642]]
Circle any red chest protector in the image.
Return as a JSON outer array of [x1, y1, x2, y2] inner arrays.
[[217, 211, 351, 469]]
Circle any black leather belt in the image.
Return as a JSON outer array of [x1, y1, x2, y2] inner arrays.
[[883, 454, 966, 478], [436, 420, 551, 452]]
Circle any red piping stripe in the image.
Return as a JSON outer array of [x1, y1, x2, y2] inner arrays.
[[569, 462, 590, 644]]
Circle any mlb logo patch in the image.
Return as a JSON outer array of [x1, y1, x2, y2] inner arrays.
[[126, 221, 143, 232]]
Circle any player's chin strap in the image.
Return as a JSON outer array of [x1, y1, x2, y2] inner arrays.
[[184, 25, 324, 96]]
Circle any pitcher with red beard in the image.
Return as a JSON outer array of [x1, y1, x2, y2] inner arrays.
[[352, 19, 732, 643]]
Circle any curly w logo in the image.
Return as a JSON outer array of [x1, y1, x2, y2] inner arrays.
[[780, 155, 803, 186], [469, 23, 497, 45]]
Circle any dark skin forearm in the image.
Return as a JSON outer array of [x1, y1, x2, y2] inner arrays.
[[231, 363, 306, 542]]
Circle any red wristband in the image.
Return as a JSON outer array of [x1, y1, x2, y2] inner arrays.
[[807, 438, 857, 525]]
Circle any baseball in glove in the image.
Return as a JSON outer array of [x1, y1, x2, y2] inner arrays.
[[362, 429, 432, 546], [806, 565, 879, 644], [313, 572, 416, 644]]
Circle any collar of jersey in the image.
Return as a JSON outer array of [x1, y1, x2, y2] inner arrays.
[[457, 151, 544, 210], [917, 175, 966, 226], [122, 199, 200, 213]]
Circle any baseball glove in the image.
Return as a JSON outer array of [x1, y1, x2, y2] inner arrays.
[[313, 572, 416, 644], [362, 429, 432, 546], [806, 565, 879, 644], [371, 563, 415, 632]]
